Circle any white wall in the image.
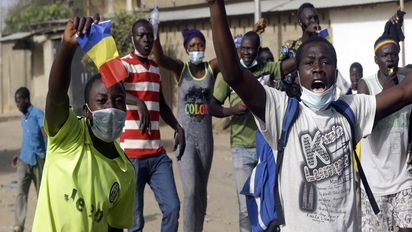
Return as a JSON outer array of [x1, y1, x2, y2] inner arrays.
[[330, 2, 412, 80]]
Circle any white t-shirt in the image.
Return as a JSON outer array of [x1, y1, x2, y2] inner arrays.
[[254, 86, 376, 232], [361, 73, 412, 196]]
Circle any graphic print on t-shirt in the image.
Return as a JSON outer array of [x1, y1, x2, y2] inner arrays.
[[184, 86, 210, 122], [298, 123, 352, 222]]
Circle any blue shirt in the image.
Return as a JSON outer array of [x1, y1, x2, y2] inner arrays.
[[19, 105, 46, 166]]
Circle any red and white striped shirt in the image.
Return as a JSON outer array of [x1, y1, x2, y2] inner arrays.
[[120, 53, 165, 159]]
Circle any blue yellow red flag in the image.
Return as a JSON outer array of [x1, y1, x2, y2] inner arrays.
[[77, 20, 128, 88]]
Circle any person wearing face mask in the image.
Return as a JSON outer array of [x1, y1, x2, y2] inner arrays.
[[152, 27, 219, 232], [209, 30, 280, 232], [207, 0, 412, 230], [357, 12, 412, 230], [32, 16, 135, 231], [277, 2, 350, 99], [120, 19, 185, 232]]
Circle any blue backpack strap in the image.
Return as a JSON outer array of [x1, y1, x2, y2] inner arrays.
[[269, 97, 300, 229], [331, 100, 380, 215], [276, 97, 300, 171]]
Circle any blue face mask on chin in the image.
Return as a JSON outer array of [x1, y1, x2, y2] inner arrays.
[[298, 72, 336, 112]]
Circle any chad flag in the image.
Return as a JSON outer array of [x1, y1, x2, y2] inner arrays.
[[77, 20, 128, 88]]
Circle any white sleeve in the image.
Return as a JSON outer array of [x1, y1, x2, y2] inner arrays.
[[341, 94, 376, 142], [253, 86, 288, 149]]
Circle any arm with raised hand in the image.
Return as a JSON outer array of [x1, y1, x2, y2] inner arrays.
[[208, 58, 221, 78], [375, 71, 412, 122], [46, 16, 97, 137], [207, 0, 266, 121], [152, 31, 184, 80]]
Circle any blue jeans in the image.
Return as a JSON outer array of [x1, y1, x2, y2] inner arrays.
[[232, 147, 258, 232], [128, 154, 180, 232]]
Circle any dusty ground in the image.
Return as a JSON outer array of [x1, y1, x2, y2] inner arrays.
[[0, 118, 240, 232]]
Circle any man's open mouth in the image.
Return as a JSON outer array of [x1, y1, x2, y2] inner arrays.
[[311, 80, 326, 93]]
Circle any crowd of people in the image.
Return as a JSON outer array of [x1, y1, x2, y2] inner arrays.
[[10, 0, 412, 231]]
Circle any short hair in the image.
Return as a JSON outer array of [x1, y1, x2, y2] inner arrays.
[[84, 74, 102, 104], [298, 2, 315, 18], [131, 19, 151, 35], [242, 31, 260, 48], [15, 87, 30, 99], [350, 62, 363, 72], [295, 36, 337, 68]]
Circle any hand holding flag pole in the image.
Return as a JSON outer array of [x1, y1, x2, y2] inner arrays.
[[75, 14, 128, 88]]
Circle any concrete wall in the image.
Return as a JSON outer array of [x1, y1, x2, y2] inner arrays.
[[0, 34, 56, 114], [330, 2, 411, 80], [31, 35, 55, 111], [0, 43, 31, 114]]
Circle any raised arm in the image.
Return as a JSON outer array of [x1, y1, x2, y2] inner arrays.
[[375, 71, 412, 121], [208, 58, 221, 78], [46, 17, 95, 136], [280, 58, 297, 78], [152, 32, 184, 79], [207, 0, 266, 120]]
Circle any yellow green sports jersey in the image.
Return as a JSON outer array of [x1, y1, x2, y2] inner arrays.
[[32, 109, 136, 231]]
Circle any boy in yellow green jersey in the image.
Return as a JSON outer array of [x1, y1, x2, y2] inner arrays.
[[32, 16, 135, 232]]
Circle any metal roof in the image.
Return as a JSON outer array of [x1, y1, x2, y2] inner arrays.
[[160, 0, 398, 21], [0, 32, 33, 42]]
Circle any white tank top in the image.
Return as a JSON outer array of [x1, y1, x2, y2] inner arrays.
[[361, 72, 412, 195]]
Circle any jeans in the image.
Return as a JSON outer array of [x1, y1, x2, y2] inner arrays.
[[14, 158, 44, 231], [232, 147, 258, 232], [128, 154, 180, 232]]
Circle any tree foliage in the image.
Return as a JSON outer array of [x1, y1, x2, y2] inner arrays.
[[4, 1, 70, 34]]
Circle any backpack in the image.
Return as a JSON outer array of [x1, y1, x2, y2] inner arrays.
[[241, 97, 380, 232]]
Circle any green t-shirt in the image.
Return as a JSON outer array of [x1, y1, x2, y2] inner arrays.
[[213, 61, 280, 148], [33, 109, 136, 231]]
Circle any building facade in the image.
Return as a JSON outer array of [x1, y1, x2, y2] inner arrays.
[[0, 0, 409, 116]]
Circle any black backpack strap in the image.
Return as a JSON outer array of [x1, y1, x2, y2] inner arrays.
[[331, 100, 381, 215], [271, 97, 300, 228]]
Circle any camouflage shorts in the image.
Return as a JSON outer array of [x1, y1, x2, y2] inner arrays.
[[361, 188, 412, 231]]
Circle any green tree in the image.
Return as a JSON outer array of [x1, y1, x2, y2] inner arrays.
[[4, 1, 70, 34]]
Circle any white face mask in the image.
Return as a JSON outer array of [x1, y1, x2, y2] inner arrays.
[[87, 105, 126, 143], [300, 85, 336, 112], [240, 58, 258, 69], [298, 73, 336, 112], [188, 51, 204, 65]]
